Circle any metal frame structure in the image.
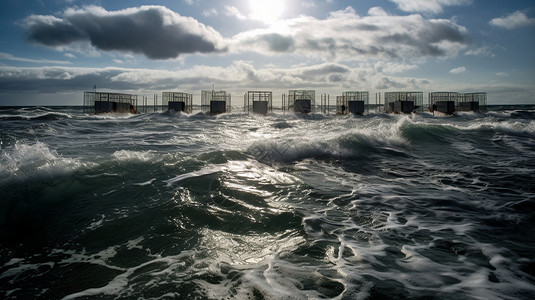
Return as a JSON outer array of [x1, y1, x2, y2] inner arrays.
[[287, 90, 315, 113], [83, 91, 138, 114], [162, 92, 193, 113], [244, 91, 272, 115], [320, 94, 330, 114], [336, 91, 369, 115], [429, 92, 459, 115], [201, 90, 231, 114], [458, 92, 487, 112], [384, 91, 423, 114]]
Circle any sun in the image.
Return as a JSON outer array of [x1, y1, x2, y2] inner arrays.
[[249, 0, 286, 23]]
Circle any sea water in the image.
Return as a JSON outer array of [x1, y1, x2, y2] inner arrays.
[[0, 106, 534, 299]]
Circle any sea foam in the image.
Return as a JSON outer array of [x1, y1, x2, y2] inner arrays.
[[0, 141, 84, 184]]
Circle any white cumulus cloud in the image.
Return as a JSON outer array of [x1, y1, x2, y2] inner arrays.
[[225, 6, 246, 20], [232, 6, 469, 61], [389, 0, 472, 14], [490, 11, 535, 29], [449, 66, 466, 74]]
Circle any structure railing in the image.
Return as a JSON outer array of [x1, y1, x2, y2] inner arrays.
[[201, 90, 231, 114], [429, 92, 459, 115], [287, 90, 315, 113], [384, 92, 423, 114], [82, 89, 486, 115], [83, 91, 138, 114], [163, 92, 193, 113], [244, 91, 272, 115], [336, 91, 369, 115], [458, 92, 487, 112]]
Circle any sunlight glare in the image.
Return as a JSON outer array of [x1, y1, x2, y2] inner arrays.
[[249, 0, 285, 23]]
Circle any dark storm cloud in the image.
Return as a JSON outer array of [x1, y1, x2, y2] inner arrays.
[[25, 16, 85, 46], [22, 6, 226, 59]]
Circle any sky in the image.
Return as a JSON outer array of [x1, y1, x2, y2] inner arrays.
[[0, 0, 534, 106]]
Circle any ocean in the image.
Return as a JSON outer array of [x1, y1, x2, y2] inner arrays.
[[0, 105, 534, 299]]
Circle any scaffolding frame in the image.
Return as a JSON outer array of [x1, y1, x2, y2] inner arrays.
[[83, 91, 138, 114], [201, 90, 231, 114], [244, 91, 272, 115], [320, 94, 330, 114], [162, 92, 193, 113], [384, 91, 423, 114], [287, 90, 315, 113], [458, 92, 487, 112], [429, 92, 459, 115], [336, 91, 369, 115]]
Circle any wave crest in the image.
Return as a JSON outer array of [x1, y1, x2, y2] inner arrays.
[[0, 141, 83, 184]]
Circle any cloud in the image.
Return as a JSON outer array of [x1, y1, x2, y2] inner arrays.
[[20, 5, 469, 63], [373, 61, 418, 73], [0, 52, 71, 64], [389, 0, 472, 14], [0, 62, 336, 94], [449, 66, 466, 74], [0, 61, 429, 99], [237, 33, 296, 53], [368, 7, 389, 16], [465, 46, 495, 57], [489, 11, 535, 29], [21, 5, 227, 59], [2, 64, 532, 105], [202, 9, 218, 17], [225, 6, 246, 20], [300, 1, 317, 8], [233, 6, 469, 61], [0, 66, 121, 94]]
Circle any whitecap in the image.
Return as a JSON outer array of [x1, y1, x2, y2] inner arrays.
[[0, 141, 84, 183], [111, 150, 155, 162]]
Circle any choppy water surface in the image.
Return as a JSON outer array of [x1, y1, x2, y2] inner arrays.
[[1, 106, 534, 299]]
